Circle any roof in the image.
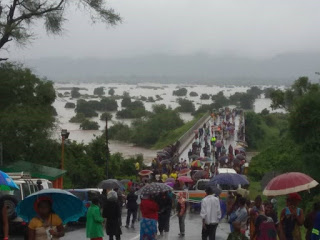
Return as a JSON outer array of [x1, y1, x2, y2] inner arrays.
[[1, 161, 67, 181]]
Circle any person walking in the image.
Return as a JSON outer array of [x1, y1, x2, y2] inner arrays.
[[176, 192, 187, 237], [157, 192, 172, 236], [103, 190, 122, 240], [234, 197, 248, 235], [86, 197, 104, 240], [200, 186, 221, 240], [140, 195, 159, 240], [125, 189, 138, 229], [304, 202, 320, 240]]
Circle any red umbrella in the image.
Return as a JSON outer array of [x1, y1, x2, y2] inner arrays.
[[263, 172, 319, 196], [139, 170, 153, 176], [179, 168, 191, 176], [178, 176, 194, 183]]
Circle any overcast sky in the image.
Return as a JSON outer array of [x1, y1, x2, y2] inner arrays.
[[9, 0, 320, 60]]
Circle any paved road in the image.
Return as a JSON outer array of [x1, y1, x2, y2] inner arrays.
[[63, 211, 230, 240]]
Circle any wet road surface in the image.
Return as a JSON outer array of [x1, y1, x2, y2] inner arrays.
[[63, 211, 230, 240]]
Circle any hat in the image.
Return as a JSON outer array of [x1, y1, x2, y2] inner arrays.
[[288, 192, 302, 201]]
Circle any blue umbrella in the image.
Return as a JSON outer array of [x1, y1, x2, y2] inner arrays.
[[0, 170, 19, 190], [17, 189, 86, 224], [210, 173, 249, 186]]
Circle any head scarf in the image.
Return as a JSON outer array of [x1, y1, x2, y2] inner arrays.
[[107, 190, 118, 201], [34, 196, 53, 214]]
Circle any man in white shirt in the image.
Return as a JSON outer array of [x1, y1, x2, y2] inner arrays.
[[200, 186, 221, 240]]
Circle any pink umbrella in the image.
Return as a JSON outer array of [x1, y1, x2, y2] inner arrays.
[[178, 168, 191, 176], [178, 176, 194, 183], [263, 172, 318, 196], [139, 170, 153, 176]]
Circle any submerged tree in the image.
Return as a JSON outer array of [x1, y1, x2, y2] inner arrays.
[[0, 0, 121, 60]]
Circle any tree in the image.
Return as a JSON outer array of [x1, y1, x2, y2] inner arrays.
[[239, 93, 255, 110], [99, 98, 118, 111], [247, 86, 263, 98], [173, 88, 187, 96], [211, 91, 229, 108], [69, 113, 86, 123], [121, 96, 131, 107], [0, 63, 56, 162], [108, 88, 115, 96], [71, 87, 81, 98], [189, 91, 198, 97], [0, 0, 121, 60], [93, 87, 105, 96], [64, 102, 75, 108], [75, 99, 98, 117], [263, 88, 275, 98], [176, 98, 195, 113], [80, 120, 99, 130], [200, 93, 210, 100], [100, 112, 112, 121]]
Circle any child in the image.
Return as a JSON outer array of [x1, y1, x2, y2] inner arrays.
[[227, 221, 249, 240], [86, 197, 104, 240]]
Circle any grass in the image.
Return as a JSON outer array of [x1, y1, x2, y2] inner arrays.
[[152, 114, 204, 150]]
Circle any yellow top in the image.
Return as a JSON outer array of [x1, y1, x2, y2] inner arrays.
[[135, 162, 140, 171], [28, 214, 62, 230], [169, 172, 178, 180]]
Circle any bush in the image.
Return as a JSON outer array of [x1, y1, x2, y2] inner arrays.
[[71, 88, 81, 98], [100, 112, 113, 121], [121, 97, 131, 107], [108, 88, 115, 96], [109, 122, 132, 142], [69, 113, 87, 123], [140, 96, 147, 101], [64, 102, 76, 108], [93, 87, 105, 96], [80, 120, 99, 130], [75, 99, 98, 117], [147, 97, 155, 102], [264, 88, 275, 98], [247, 86, 263, 98], [58, 93, 63, 97], [211, 91, 229, 108], [176, 98, 195, 113], [173, 88, 187, 96], [189, 91, 198, 97], [239, 93, 256, 110], [117, 100, 147, 119], [99, 98, 118, 111], [200, 93, 210, 100]]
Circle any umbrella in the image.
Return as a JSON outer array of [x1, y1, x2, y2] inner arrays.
[[165, 182, 174, 188], [0, 170, 19, 190], [260, 171, 280, 190], [157, 152, 168, 157], [237, 141, 248, 148], [17, 189, 86, 224], [234, 145, 245, 150], [191, 160, 202, 168], [98, 179, 124, 190], [139, 170, 153, 176], [236, 154, 246, 160], [219, 155, 228, 162], [197, 157, 204, 160], [200, 157, 213, 163], [160, 159, 171, 165], [210, 173, 249, 186], [179, 168, 191, 176], [193, 170, 208, 181], [120, 179, 130, 185], [178, 176, 194, 183], [136, 183, 172, 195], [263, 172, 319, 196], [204, 183, 223, 196], [166, 178, 175, 183], [215, 141, 223, 148], [189, 154, 199, 159]]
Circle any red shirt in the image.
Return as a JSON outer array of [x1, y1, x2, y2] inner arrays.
[[140, 199, 159, 220], [128, 181, 133, 190]]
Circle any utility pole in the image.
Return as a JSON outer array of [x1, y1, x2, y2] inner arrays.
[[315, 72, 320, 84], [105, 118, 110, 179], [60, 129, 70, 188]]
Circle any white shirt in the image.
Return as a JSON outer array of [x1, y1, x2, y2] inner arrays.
[[200, 195, 221, 224]]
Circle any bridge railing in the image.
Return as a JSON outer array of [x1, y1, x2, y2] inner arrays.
[[177, 112, 211, 155]]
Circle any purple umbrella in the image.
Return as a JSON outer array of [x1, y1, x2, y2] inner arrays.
[[165, 178, 175, 183], [236, 154, 246, 160], [215, 141, 223, 148]]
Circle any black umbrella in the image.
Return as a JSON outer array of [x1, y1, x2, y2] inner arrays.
[[136, 183, 172, 195], [98, 179, 124, 190]]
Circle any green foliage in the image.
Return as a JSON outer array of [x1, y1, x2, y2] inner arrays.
[[147, 97, 155, 102], [80, 120, 100, 130], [200, 93, 210, 100], [64, 102, 75, 108], [153, 113, 204, 149], [121, 96, 131, 107], [173, 88, 187, 96], [263, 88, 275, 98], [0, 0, 121, 57], [189, 91, 198, 97], [108, 88, 115, 96], [99, 98, 118, 111], [176, 98, 195, 113], [75, 99, 98, 117], [211, 91, 229, 108], [100, 112, 113, 121], [245, 112, 265, 150], [0, 63, 56, 163], [109, 122, 132, 142], [239, 93, 256, 110], [93, 87, 105, 96], [247, 86, 263, 98], [71, 88, 81, 98], [69, 113, 86, 123], [117, 100, 147, 119], [229, 92, 243, 105]]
